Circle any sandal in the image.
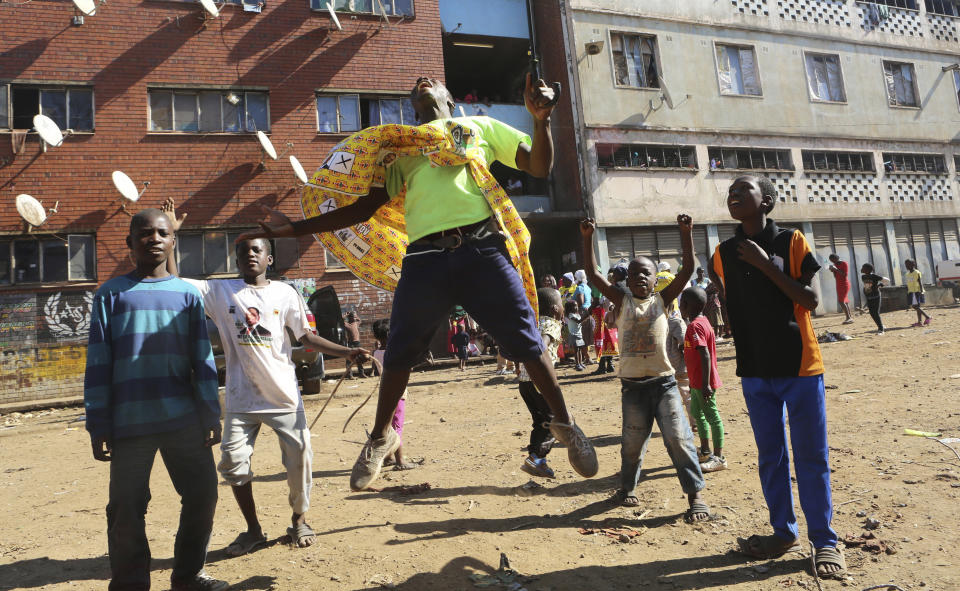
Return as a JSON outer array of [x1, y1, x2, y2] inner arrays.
[[736, 534, 801, 559], [224, 531, 267, 557], [814, 545, 847, 579], [286, 522, 316, 548], [616, 490, 640, 507], [684, 501, 710, 523]]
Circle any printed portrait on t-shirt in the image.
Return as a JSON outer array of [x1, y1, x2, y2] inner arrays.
[[237, 306, 272, 346]]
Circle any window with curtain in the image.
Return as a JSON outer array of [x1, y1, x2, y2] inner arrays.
[[611, 33, 660, 89], [882, 61, 919, 107], [805, 53, 846, 102], [715, 44, 761, 96]]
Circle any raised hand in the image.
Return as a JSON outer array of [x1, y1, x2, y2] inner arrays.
[[524, 72, 560, 121], [580, 218, 596, 238], [161, 198, 188, 232], [235, 205, 294, 242], [677, 213, 693, 232]]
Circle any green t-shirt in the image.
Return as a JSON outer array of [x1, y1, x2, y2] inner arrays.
[[385, 116, 531, 242]]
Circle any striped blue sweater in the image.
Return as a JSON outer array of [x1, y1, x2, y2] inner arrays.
[[84, 273, 220, 440]]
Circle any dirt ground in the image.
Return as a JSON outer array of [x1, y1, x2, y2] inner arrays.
[[2, 305, 959, 591]]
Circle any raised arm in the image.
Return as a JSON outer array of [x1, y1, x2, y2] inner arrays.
[[515, 73, 556, 178], [659, 214, 695, 308], [580, 218, 625, 309], [161, 198, 187, 276], [237, 187, 392, 242]]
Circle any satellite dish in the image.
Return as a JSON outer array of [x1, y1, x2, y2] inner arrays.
[[657, 76, 675, 110], [257, 130, 278, 161], [199, 0, 219, 18], [327, 1, 343, 30], [33, 114, 65, 150], [72, 0, 97, 16], [112, 170, 149, 203], [16, 194, 47, 227], [290, 155, 308, 184]]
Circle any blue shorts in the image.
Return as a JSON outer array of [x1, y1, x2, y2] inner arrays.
[[382, 233, 543, 371], [908, 292, 925, 306]]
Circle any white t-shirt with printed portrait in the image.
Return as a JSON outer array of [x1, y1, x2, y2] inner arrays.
[[185, 278, 312, 413]]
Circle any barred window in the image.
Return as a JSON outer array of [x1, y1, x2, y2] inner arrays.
[[882, 153, 946, 173], [707, 147, 792, 171], [801, 151, 875, 172], [597, 143, 696, 169]]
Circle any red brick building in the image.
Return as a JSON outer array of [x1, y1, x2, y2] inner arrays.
[[0, 0, 581, 405]]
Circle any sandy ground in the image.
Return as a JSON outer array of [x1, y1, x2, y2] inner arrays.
[[2, 305, 959, 591]]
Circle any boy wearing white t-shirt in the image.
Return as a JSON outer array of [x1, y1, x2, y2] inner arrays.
[[163, 200, 368, 556]]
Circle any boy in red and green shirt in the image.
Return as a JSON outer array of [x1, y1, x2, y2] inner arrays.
[[679, 287, 725, 472]]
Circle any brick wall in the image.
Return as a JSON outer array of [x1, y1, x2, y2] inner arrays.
[[0, 0, 446, 403]]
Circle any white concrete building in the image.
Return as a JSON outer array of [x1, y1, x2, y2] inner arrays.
[[560, 0, 960, 313]]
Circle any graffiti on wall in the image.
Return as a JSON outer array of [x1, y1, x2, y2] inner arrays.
[[40, 292, 94, 341], [1, 289, 94, 404], [0, 294, 37, 349]]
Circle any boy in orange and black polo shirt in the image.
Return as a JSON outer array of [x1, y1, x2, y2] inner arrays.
[[712, 175, 845, 579]]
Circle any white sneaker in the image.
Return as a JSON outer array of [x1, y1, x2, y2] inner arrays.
[[349, 427, 400, 491], [549, 419, 599, 478], [700, 455, 728, 473]]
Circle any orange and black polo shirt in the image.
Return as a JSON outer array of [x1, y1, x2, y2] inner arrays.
[[713, 220, 824, 378]]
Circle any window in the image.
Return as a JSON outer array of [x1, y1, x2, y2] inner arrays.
[[707, 147, 792, 171], [597, 143, 697, 169], [715, 44, 761, 96], [310, 0, 414, 16], [176, 230, 299, 276], [953, 70, 960, 112], [865, 0, 917, 8], [882, 152, 946, 173], [0, 85, 7, 130], [801, 150, 875, 172], [0, 235, 95, 285], [954, 154, 960, 174], [804, 53, 846, 103], [0, 84, 94, 131], [148, 89, 269, 133], [325, 248, 345, 269], [168, 0, 265, 9], [926, 0, 960, 15], [611, 33, 660, 89], [882, 61, 919, 107], [316, 93, 415, 133]]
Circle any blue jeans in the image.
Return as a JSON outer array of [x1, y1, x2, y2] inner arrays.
[[383, 233, 542, 370], [741, 375, 837, 548], [106, 424, 218, 590], [620, 375, 704, 495]]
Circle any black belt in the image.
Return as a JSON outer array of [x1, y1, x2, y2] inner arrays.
[[410, 217, 498, 250]]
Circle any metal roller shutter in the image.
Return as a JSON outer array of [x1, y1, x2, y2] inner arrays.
[[606, 228, 634, 267]]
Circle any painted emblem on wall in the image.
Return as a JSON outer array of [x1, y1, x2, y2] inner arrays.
[[43, 292, 94, 339]]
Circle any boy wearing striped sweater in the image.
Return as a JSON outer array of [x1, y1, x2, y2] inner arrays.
[[84, 209, 228, 591]]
